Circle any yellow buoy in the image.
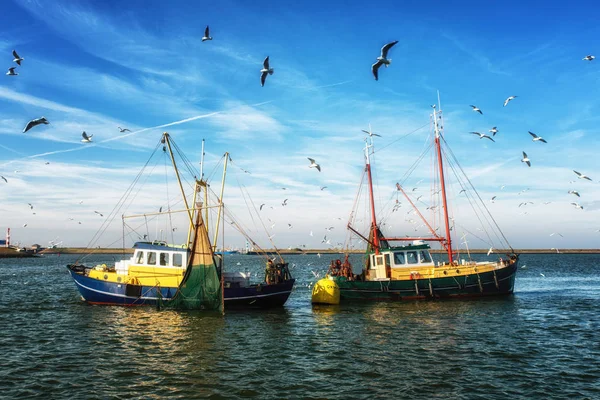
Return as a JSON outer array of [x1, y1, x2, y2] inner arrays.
[[311, 276, 340, 305]]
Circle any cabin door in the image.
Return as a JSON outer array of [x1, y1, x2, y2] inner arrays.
[[371, 254, 388, 280]]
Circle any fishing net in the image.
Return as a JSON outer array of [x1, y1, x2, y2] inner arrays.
[[160, 210, 223, 312]]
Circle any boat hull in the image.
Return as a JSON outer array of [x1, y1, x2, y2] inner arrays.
[[67, 266, 294, 308], [332, 262, 517, 301]]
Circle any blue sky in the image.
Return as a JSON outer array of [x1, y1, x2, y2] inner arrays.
[[0, 0, 599, 250]]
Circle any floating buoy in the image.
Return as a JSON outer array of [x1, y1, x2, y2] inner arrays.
[[311, 276, 340, 305]]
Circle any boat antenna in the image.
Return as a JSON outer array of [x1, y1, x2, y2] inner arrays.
[[432, 101, 454, 264], [200, 139, 205, 181], [213, 152, 229, 250], [364, 136, 379, 254]]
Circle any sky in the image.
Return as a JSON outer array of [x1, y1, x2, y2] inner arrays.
[[0, 0, 599, 251]]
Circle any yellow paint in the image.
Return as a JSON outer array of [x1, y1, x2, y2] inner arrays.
[[388, 262, 498, 281], [311, 277, 340, 305], [88, 264, 185, 288]]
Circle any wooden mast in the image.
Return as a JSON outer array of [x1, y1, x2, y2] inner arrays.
[[364, 138, 379, 254], [432, 105, 454, 263]]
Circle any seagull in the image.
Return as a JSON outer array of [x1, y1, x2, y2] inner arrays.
[[6, 67, 17, 76], [94, 211, 104, 217], [362, 123, 381, 137], [282, 199, 288, 206], [45, 162, 50, 165], [500, 185, 505, 190], [491, 196, 496, 203], [371, 40, 398, 81], [573, 170, 592, 181], [118, 127, 131, 132], [470, 132, 495, 142], [23, 117, 49, 133], [1, 176, 7, 183], [201, 25, 212, 42], [287, 223, 292, 229], [571, 202, 583, 210], [12, 50, 24, 65], [489, 127, 498, 136], [487, 247, 494, 256], [540, 273, 546, 277], [307, 157, 321, 172], [521, 151, 531, 167], [568, 190, 580, 197], [550, 232, 564, 237], [503, 96, 517, 107], [320, 186, 327, 191], [260, 204, 265, 211], [528, 131, 547, 143], [28, 203, 33, 209], [583, 55, 595, 61], [260, 56, 274, 87], [81, 131, 93, 142], [23, 223, 27, 228], [470, 105, 483, 114]]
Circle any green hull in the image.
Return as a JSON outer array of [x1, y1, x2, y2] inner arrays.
[[333, 263, 517, 301]]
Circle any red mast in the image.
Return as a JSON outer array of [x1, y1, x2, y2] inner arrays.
[[432, 105, 453, 263], [365, 138, 379, 254]]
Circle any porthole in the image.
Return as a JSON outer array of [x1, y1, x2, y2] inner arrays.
[[456, 269, 460, 274], [104, 274, 108, 280]]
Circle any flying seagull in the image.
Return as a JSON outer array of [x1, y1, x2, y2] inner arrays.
[[320, 186, 327, 191], [571, 202, 583, 210], [12, 50, 24, 65], [489, 127, 498, 136], [568, 190, 580, 197], [81, 132, 93, 142], [361, 123, 381, 137], [528, 131, 547, 143], [371, 40, 398, 81], [260, 56, 274, 87], [307, 157, 321, 172], [521, 151, 531, 167], [23, 117, 49, 133], [202, 25, 213, 42], [28, 203, 33, 209], [94, 211, 104, 217], [573, 170, 592, 181], [583, 55, 595, 61], [1, 176, 6, 183], [503, 96, 517, 107], [470, 132, 495, 142], [282, 199, 288, 206], [6, 67, 17, 76], [470, 105, 483, 114], [118, 127, 131, 132]]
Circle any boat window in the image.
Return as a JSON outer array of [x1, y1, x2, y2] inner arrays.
[[406, 251, 418, 264], [394, 252, 405, 265], [419, 250, 432, 263], [135, 251, 144, 264], [173, 253, 183, 267], [385, 254, 391, 266], [147, 252, 156, 265], [159, 252, 169, 266]]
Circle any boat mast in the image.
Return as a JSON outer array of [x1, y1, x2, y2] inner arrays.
[[432, 103, 454, 263], [212, 152, 229, 250], [163, 133, 194, 227], [364, 138, 379, 254]]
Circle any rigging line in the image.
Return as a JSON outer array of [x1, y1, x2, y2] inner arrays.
[[440, 138, 513, 251], [164, 155, 175, 245], [372, 122, 430, 154]]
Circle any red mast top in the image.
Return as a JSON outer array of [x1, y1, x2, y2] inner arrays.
[[364, 138, 379, 254], [432, 104, 454, 263]]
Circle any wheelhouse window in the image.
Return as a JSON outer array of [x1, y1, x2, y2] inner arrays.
[[406, 251, 418, 264], [135, 251, 144, 264], [419, 250, 432, 263], [147, 252, 156, 265], [159, 252, 169, 266], [393, 252, 405, 265], [173, 253, 183, 267]]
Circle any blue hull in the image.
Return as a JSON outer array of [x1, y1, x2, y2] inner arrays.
[[67, 267, 294, 309]]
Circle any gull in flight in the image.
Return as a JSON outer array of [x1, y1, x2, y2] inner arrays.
[[371, 40, 398, 81], [528, 131, 547, 143], [1, 176, 7, 183], [94, 211, 104, 217], [521, 152, 531, 167], [568, 190, 580, 197], [81, 132, 93, 142], [6, 67, 17, 76], [571, 202, 583, 210], [550, 232, 564, 237], [540, 273, 546, 277], [12, 50, 24, 65], [362, 123, 381, 137], [320, 186, 327, 191], [202, 25, 213, 42], [487, 247, 494, 256], [470, 105, 483, 114], [470, 132, 495, 142], [28, 203, 33, 209], [491, 196, 496, 203], [307, 157, 321, 172], [282, 198, 288, 206], [573, 170, 592, 181], [23, 117, 49, 133], [583, 55, 595, 61], [23, 223, 27, 228], [260, 204, 265, 211], [118, 127, 131, 132], [489, 127, 498, 136], [260, 56, 274, 87], [503, 96, 517, 107]]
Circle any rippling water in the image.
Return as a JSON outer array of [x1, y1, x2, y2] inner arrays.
[[1, 253, 599, 399]]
